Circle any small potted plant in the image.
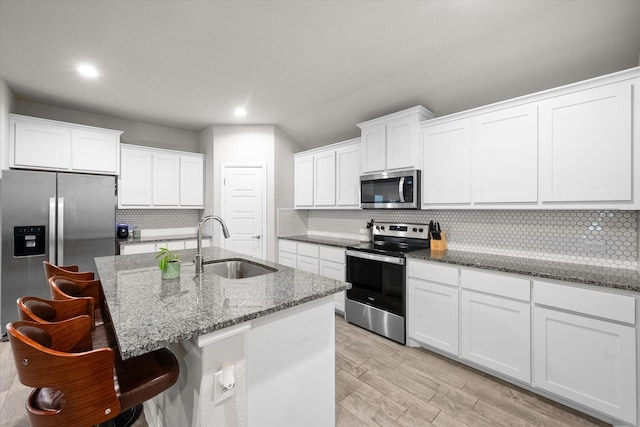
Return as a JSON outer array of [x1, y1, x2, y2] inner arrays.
[[156, 246, 181, 280]]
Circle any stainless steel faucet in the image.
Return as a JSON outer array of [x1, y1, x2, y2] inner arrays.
[[195, 215, 230, 273]]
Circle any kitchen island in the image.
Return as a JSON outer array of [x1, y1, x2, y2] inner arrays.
[[95, 247, 350, 427]]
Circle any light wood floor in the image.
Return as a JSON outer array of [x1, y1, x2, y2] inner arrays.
[[335, 315, 609, 427], [1, 316, 610, 427]]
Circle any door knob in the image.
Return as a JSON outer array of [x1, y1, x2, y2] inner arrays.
[[251, 235, 261, 239]]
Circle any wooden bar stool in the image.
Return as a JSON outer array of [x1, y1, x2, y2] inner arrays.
[[48, 275, 107, 327], [7, 318, 179, 427], [43, 261, 95, 281], [16, 296, 117, 351]]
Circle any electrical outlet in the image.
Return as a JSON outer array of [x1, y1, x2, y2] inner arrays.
[[214, 370, 234, 404], [582, 240, 606, 253]]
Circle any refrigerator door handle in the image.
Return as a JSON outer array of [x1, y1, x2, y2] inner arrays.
[[57, 197, 64, 266], [49, 197, 56, 263]]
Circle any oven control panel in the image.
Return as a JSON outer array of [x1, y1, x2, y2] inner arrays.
[[372, 222, 430, 240]]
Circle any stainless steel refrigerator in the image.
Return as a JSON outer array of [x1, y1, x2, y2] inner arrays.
[[1, 169, 116, 334]]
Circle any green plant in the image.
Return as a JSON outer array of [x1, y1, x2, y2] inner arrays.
[[155, 246, 180, 272]]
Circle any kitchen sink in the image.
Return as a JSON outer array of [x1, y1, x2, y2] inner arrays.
[[204, 258, 277, 279]]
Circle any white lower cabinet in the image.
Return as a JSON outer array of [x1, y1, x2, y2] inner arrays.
[[319, 245, 346, 314], [184, 239, 211, 250], [120, 238, 209, 255], [460, 269, 531, 383], [278, 239, 298, 268], [407, 260, 638, 425], [407, 260, 459, 355], [120, 243, 157, 255], [278, 239, 346, 312], [297, 254, 319, 274], [460, 291, 530, 383], [296, 242, 319, 274], [407, 278, 459, 355], [533, 281, 637, 425]]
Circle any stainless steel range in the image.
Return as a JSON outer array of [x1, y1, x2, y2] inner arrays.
[[345, 222, 430, 344]]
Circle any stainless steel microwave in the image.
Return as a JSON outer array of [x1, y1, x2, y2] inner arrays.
[[360, 169, 420, 209]]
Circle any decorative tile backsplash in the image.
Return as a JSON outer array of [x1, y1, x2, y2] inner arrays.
[[277, 209, 308, 236], [278, 209, 639, 269], [116, 209, 202, 231]]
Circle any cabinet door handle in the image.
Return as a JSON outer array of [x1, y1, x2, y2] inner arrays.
[[252, 235, 261, 239]]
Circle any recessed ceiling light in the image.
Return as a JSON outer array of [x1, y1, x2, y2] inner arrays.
[[234, 107, 247, 117], [76, 63, 99, 78]]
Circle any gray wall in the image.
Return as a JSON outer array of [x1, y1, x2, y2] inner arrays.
[[13, 99, 200, 153], [274, 127, 302, 210]]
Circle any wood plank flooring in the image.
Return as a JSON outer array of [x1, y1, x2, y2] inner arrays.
[[1, 316, 611, 426], [335, 315, 610, 427]]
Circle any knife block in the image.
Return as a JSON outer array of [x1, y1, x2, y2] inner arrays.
[[430, 232, 448, 252]]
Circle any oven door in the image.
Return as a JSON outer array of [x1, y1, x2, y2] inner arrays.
[[345, 250, 405, 316]]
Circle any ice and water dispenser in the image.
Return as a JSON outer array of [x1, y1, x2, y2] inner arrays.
[[14, 226, 46, 257]]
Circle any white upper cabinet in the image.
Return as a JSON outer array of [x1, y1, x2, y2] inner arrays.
[[71, 129, 120, 173], [422, 119, 471, 205], [294, 138, 360, 209], [119, 146, 152, 206], [10, 114, 121, 175], [313, 150, 336, 206], [118, 144, 204, 209], [152, 152, 180, 206], [472, 104, 538, 204], [539, 80, 634, 204], [358, 106, 434, 174], [335, 143, 360, 207], [420, 68, 640, 209], [360, 124, 386, 173], [386, 116, 416, 170], [179, 155, 204, 207], [294, 154, 314, 207]]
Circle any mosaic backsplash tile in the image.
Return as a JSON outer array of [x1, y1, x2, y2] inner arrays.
[[116, 209, 202, 231], [277, 209, 308, 236], [278, 209, 638, 269]]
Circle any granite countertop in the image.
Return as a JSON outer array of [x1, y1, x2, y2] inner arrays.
[[279, 234, 361, 248], [407, 249, 640, 292], [95, 247, 350, 359], [118, 234, 211, 246]]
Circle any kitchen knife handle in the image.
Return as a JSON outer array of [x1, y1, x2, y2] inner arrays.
[[49, 197, 56, 263], [57, 197, 64, 266]]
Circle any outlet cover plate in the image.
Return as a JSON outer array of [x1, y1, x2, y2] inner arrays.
[[214, 370, 234, 404]]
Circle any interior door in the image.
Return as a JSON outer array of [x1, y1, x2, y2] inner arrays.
[[221, 164, 266, 259]]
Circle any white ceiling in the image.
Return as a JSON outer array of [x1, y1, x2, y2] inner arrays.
[[1, 1, 639, 150]]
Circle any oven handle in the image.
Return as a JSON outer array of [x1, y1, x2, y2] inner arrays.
[[346, 250, 405, 265]]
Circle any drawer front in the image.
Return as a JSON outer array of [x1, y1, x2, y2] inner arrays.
[[278, 239, 297, 253], [297, 254, 319, 274], [297, 242, 319, 257], [407, 260, 458, 287], [319, 245, 345, 264], [534, 281, 635, 324], [461, 269, 530, 302], [121, 243, 156, 255], [157, 241, 185, 251]]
